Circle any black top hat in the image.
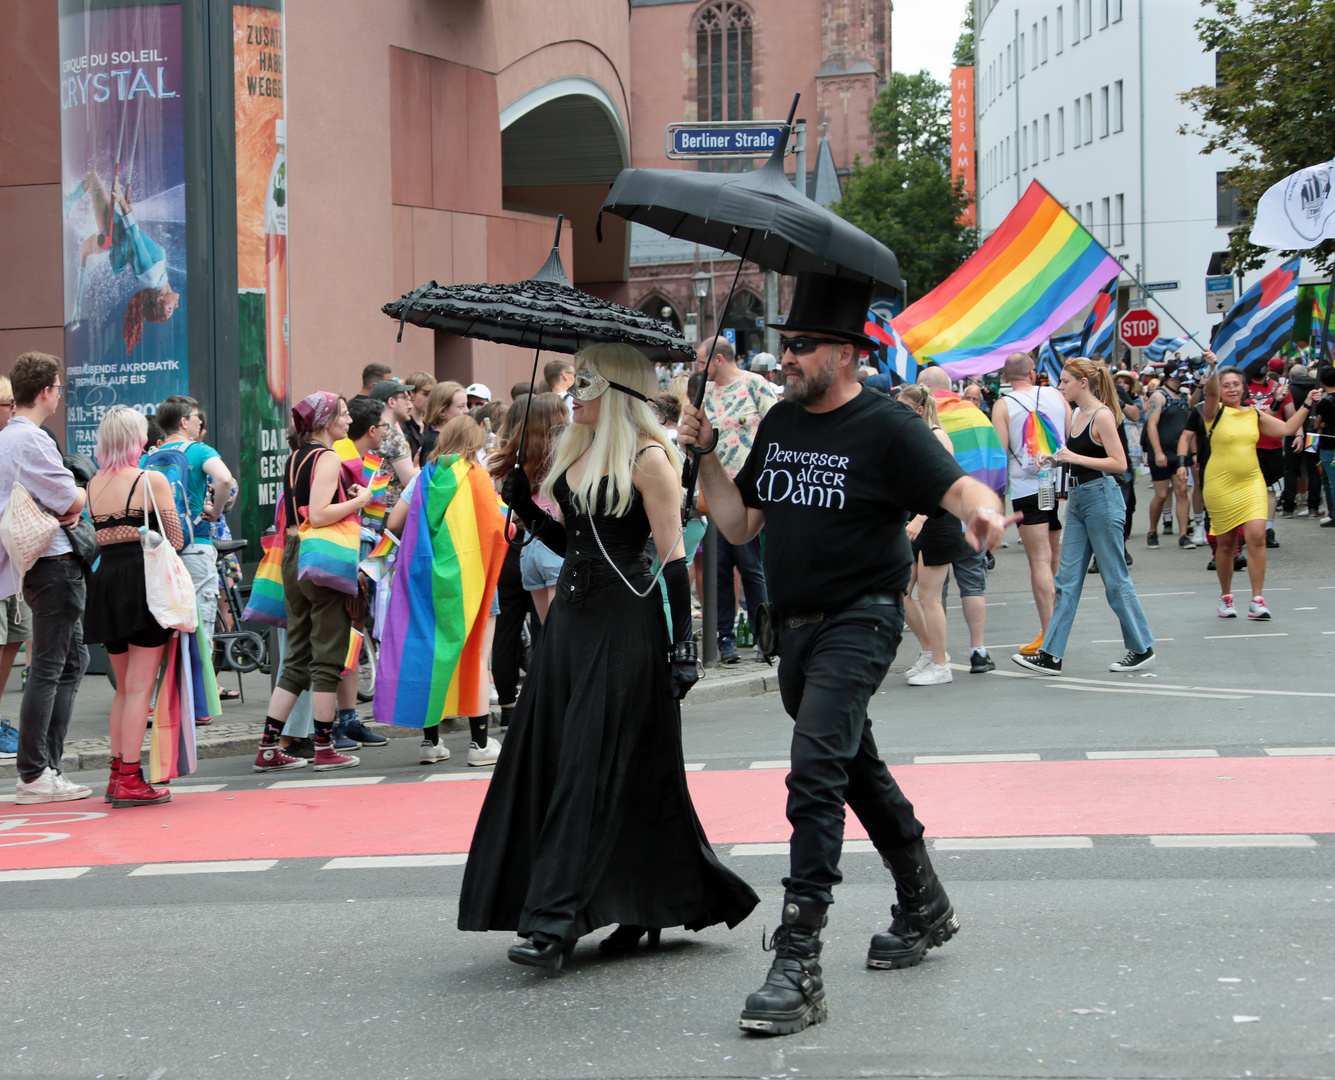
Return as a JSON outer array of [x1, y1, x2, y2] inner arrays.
[[772, 271, 880, 353]]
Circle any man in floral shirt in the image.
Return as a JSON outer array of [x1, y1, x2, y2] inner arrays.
[[696, 339, 777, 662]]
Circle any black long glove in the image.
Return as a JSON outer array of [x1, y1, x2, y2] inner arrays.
[[501, 463, 567, 557], [662, 557, 700, 700]]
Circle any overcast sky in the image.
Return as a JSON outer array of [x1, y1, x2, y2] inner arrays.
[[891, 0, 969, 86]]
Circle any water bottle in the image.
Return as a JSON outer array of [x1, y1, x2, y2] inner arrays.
[[1036, 464, 1056, 511], [140, 525, 164, 550]]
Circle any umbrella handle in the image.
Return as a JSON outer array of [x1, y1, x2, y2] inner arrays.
[[685, 429, 719, 456]]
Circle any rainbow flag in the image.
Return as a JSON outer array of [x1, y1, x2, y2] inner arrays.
[[373, 456, 507, 728], [360, 452, 390, 519], [341, 628, 364, 678], [892, 182, 1122, 379], [368, 531, 398, 560], [934, 392, 1008, 492]]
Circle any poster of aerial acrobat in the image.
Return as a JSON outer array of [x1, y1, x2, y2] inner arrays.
[[58, 3, 188, 459]]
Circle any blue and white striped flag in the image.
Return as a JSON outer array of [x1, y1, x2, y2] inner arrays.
[[865, 306, 918, 383], [1212, 258, 1301, 374], [1080, 276, 1120, 360], [1144, 336, 1190, 365], [1037, 340, 1065, 382], [1050, 331, 1083, 358]]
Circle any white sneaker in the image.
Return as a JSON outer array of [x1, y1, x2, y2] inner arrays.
[[1217, 594, 1237, 619], [467, 737, 502, 767], [904, 650, 932, 678], [488, 684, 500, 705], [906, 662, 953, 686], [15, 767, 92, 804], [1191, 526, 1208, 546], [1248, 596, 1271, 620], [419, 739, 451, 764]]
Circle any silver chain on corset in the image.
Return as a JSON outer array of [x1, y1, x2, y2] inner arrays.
[[584, 511, 685, 599]]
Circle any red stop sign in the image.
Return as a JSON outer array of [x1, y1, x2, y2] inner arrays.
[[1118, 310, 1160, 348]]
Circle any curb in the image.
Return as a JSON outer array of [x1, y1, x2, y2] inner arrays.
[[0, 672, 777, 780]]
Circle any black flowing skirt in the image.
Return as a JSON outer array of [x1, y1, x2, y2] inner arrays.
[[83, 540, 174, 649], [457, 551, 759, 941]]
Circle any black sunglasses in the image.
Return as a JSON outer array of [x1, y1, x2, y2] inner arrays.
[[780, 335, 846, 356]]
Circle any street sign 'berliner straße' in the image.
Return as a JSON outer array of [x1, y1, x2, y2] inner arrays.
[[666, 122, 790, 159]]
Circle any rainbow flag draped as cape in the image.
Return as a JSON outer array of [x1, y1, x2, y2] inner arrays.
[[934, 392, 1008, 492], [373, 456, 507, 727], [892, 182, 1122, 379]]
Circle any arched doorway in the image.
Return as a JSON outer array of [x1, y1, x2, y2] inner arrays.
[[723, 290, 764, 361], [638, 295, 682, 334]]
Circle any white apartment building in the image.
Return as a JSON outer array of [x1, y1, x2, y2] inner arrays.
[[973, 0, 1287, 355]]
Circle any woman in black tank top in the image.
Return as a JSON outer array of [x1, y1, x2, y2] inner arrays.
[[1012, 359, 1156, 678]]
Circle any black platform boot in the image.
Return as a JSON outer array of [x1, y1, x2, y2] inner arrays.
[[738, 892, 828, 1036], [867, 838, 959, 969]]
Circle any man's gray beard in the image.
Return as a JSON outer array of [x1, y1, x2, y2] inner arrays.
[[783, 353, 839, 406]]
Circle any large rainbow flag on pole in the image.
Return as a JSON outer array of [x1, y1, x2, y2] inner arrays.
[[373, 456, 507, 728], [892, 181, 1123, 379], [933, 392, 1008, 492]]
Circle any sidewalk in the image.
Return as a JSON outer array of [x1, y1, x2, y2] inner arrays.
[[0, 651, 778, 779]]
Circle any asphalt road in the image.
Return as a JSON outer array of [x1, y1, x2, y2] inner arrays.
[[1, 494, 1333, 1080]]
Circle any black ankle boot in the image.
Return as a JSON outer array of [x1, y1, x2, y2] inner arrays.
[[867, 838, 959, 969], [507, 932, 576, 973], [598, 925, 661, 954], [738, 892, 828, 1036]]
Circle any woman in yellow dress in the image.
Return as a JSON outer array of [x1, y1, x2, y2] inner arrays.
[[1191, 355, 1321, 620]]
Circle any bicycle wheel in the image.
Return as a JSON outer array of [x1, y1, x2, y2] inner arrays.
[[357, 635, 377, 702], [225, 632, 267, 674]]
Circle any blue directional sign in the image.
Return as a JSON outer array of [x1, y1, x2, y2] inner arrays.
[[666, 123, 788, 159]]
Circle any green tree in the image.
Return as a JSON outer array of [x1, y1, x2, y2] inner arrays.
[[953, 1, 975, 67], [832, 71, 975, 298], [1180, 0, 1335, 274]]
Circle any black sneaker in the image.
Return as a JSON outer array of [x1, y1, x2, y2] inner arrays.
[[969, 650, 995, 674], [1162, 517, 1173, 535], [1124, 547, 1133, 566], [1207, 557, 1217, 571], [1088, 557, 1099, 574], [283, 737, 315, 760], [1234, 553, 1247, 572], [718, 635, 741, 664], [1011, 650, 1061, 676], [1109, 648, 1155, 672], [1146, 531, 1160, 549], [1178, 534, 1196, 549], [1265, 528, 1280, 549], [343, 716, 388, 747]]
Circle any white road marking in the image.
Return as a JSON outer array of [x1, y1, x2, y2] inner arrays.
[[0, 866, 90, 882], [169, 784, 228, 794], [423, 773, 490, 782], [1044, 683, 1245, 700], [1086, 749, 1220, 759], [1148, 835, 1316, 848], [323, 854, 467, 869], [1092, 638, 1173, 643], [1203, 632, 1289, 640], [683, 763, 706, 772], [1263, 747, 1335, 756], [748, 760, 791, 770], [267, 776, 385, 789], [1137, 592, 1199, 598], [991, 668, 1335, 698], [728, 842, 791, 856], [933, 836, 1094, 850], [130, 860, 277, 876], [913, 753, 1041, 764]]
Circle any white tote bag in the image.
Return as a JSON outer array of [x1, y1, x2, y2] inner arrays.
[[141, 472, 198, 633], [0, 433, 60, 589]]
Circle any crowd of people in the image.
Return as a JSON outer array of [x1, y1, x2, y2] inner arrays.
[[0, 287, 1329, 1034]]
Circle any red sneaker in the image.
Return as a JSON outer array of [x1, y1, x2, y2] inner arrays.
[[312, 744, 360, 772], [253, 743, 308, 773]]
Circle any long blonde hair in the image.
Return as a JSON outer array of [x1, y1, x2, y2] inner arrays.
[[541, 343, 681, 516], [898, 384, 941, 426], [1064, 358, 1124, 423]]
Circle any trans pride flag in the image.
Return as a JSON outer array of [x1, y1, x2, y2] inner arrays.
[[892, 182, 1122, 378], [374, 456, 507, 728], [934, 392, 1008, 492]]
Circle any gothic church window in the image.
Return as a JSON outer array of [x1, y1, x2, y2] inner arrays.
[[696, 3, 753, 122]]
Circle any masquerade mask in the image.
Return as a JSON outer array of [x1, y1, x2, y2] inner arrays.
[[779, 335, 846, 356], [570, 369, 651, 404]]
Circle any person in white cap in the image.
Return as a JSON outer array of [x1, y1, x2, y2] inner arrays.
[[466, 383, 492, 408]]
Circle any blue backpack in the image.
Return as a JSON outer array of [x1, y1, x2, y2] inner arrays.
[[140, 443, 195, 550]]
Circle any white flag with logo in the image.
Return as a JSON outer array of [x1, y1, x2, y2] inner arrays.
[[1249, 158, 1335, 250]]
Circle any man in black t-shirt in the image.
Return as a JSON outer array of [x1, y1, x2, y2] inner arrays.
[[1144, 367, 1194, 549], [680, 272, 1015, 1037]]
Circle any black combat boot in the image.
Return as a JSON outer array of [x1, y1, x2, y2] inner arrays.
[[738, 892, 828, 1036], [866, 838, 959, 969]]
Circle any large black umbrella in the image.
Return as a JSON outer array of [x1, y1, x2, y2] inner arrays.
[[382, 216, 689, 545], [382, 216, 691, 362], [598, 97, 901, 294]]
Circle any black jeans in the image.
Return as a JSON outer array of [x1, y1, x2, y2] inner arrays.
[[1281, 444, 1322, 513], [776, 601, 924, 904], [492, 542, 534, 705], [18, 558, 88, 782], [717, 535, 768, 639], [1114, 471, 1136, 542]]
